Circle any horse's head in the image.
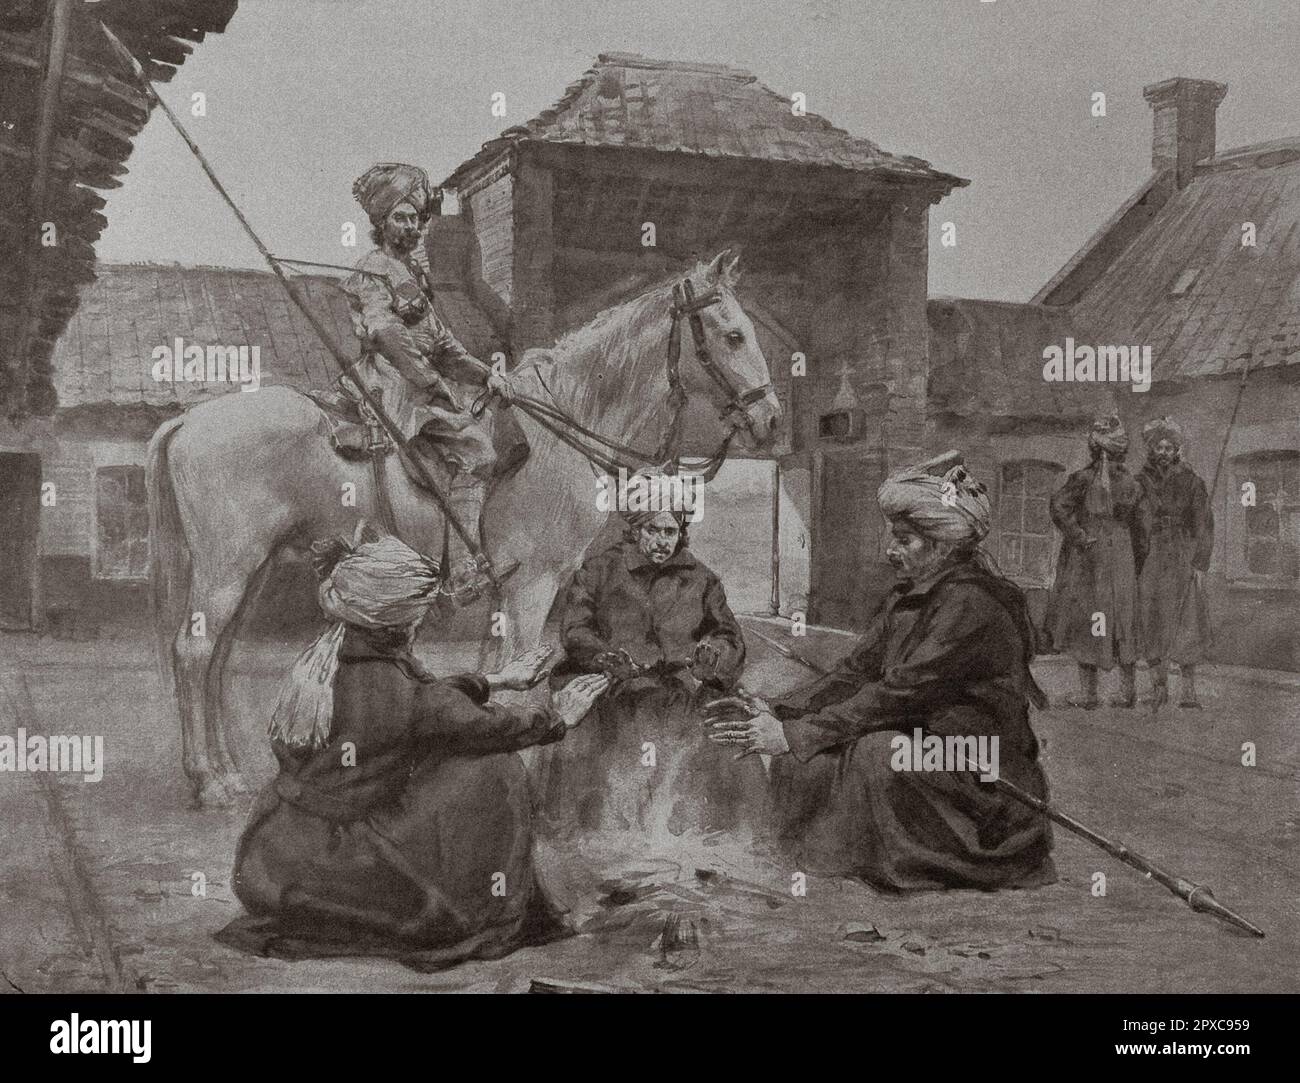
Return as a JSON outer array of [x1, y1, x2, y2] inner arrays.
[[674, 250, 782, 450]]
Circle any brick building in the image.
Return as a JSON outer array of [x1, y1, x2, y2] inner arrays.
[[431, 52, 967, 626]]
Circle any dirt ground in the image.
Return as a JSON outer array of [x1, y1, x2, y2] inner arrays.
[[1, 620, 1296, 994]]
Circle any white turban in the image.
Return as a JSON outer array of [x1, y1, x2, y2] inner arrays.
[[268, 524, 441, 749], [877, 450, 991, 544]]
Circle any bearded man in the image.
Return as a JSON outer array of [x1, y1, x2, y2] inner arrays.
[[708, 452, 1056, 892], [340, 163, 512, 595], [1137, 417, 1214, 708], [546, 505, 758, 835]]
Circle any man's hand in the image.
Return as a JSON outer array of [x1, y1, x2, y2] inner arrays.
[[488, 646, 554, 692], [486, 369, 516, 404], [688, 640, 721, 684], [705, 690, 788, 758], [594, 648, 641, 683], [707, 710, 790, 758], [552, 673, 610, 729]]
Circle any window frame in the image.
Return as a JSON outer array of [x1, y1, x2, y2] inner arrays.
[[997, 458, 1064, 589], [1228, 450, 1300, 588], [94, 464, 150, 582]]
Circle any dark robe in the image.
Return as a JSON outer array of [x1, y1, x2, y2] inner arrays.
[[544, 541, 761, 833], [1137, 458, 1213, 663], [214, 628, 572, 971], [769, 561, 1056, 892], [1046, 460, 1150, 668]]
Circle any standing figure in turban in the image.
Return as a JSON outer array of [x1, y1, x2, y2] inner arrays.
[[544, 502, 755, 836], [215, 523, 609, 971], [340, 163, 514, 598], [1137, 417, 1214, 708], [708, 452, 1056, 892], [1046, 414, 1151, 708]]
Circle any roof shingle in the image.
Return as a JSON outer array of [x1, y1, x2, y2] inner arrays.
[[444, 52, 964, 192]]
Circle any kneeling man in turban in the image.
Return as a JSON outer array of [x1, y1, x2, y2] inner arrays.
[[709, 453, 1056, 891], [215, 523, 608, 970]]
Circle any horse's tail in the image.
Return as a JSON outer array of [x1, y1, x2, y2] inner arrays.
[[146, 416, 189, 694]]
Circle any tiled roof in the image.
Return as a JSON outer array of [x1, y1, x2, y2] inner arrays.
[[927, 298, 1116, 423], [50, 263, 358, 409], [1050, 138, 1300, 380], [443, 52, 965, 191]]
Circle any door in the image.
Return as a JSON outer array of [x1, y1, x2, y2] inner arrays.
[[810, 447, 878, 630], [0, 452, 41, 629]]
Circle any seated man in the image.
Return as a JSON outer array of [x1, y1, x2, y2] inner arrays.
[[215, 524, 608, 971], [546, 506, 762, 835], [709, 453, 1056, 891]]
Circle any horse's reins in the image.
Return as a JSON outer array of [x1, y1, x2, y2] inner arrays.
[[472, 276, 772, 481]]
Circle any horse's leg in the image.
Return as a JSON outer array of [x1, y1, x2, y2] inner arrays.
[[180, 550, 270, 807], [500, 568, 563, 798], [172, 609, 217, 807], [206, 551, 278, 797]]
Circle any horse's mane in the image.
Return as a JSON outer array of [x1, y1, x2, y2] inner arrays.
[[542, 257, 737, 423]]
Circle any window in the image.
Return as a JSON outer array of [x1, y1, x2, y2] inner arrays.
[[999, 460, 1063, 587], [95, 466, 149, 579], [1234, 451, 1300, 583]]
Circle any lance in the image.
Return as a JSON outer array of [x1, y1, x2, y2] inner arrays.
[[736, 628, 1266, 937], [97, 21, 496, 586]]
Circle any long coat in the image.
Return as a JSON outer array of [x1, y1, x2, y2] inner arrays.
[[768, 561, 1056, 892], [1046, 461, 1150, 668], [341, 248, 495, 476], [215, 630, 571, 971], [544, 541, 759, 833], [1137, 459, 1213, 664]]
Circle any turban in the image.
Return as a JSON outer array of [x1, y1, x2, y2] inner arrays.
[[1088, 413, 1129, 458], [268, 524, 441, 749], [617, 468, 697, 530], [352, 163, 434, 228], [877, 450, 991, 544], [1142, 416, 1183, 449], [1085, 413, 1129, 516]]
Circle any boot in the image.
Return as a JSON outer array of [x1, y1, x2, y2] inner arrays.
[[1178, 664, 1202, 709], [1149, 659, 1169, 711], [1110, 664, 1136, 708], [1065, 664, 1099, 709], [441, 473, 495, 605]]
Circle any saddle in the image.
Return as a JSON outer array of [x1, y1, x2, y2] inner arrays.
[[307, 378, 532, 488]]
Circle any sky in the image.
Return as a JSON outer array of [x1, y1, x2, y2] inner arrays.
[[95, 0, 1300, 302]]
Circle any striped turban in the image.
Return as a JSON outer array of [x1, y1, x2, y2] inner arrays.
[[1142, 416, 1183, 449], [877, 450, 991, 544], [268, 524, 441, 749], [353, 163, 435, 228]]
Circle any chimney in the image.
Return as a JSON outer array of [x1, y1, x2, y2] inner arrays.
[[1142, 78, 1228, 189]]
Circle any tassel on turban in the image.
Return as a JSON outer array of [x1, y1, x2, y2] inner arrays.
[[1142, 416, 1183, 449], [353, 163, 435, 228], [1085, 413, 1128, 516], [267, 523, 441, 749], [877, 450, 991, 544]]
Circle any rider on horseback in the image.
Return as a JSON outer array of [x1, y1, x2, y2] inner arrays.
[[340, 162, 513, 598]]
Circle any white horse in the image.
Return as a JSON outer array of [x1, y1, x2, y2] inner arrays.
[[147, 251, 780, 807]]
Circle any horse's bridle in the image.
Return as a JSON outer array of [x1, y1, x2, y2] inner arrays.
[[477, 274, 774, 482], [656, 278, 774, 470]]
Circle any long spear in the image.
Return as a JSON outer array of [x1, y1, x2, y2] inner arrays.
[[96, 20, 493, 579], [740, 627, 1265, 937]]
